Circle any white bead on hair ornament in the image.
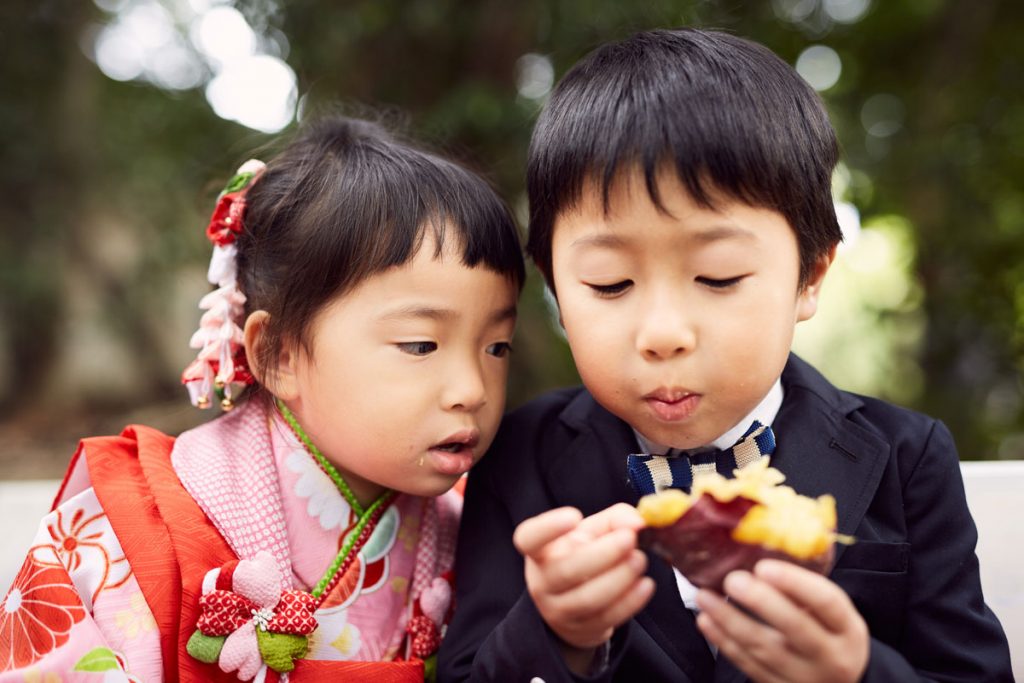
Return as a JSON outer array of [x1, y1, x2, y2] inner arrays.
[[181, 159, 266, 410]]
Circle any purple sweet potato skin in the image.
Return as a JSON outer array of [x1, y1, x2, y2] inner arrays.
[[639, 495, 835, 592]]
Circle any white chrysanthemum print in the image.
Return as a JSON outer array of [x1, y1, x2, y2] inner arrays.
[[306, 609, 362, 660], [286, 449, 352, 531]]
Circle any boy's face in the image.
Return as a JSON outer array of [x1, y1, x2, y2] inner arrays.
[[550, 168, 830, 449]]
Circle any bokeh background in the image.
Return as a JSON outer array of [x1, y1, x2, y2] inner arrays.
[[2, 0, 1023, 481]]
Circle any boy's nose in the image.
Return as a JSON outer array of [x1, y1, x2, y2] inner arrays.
[[636, 298, 696, 361]]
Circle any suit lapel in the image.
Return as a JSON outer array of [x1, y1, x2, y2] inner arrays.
[[770, 356, 891, 565], [545, 357, 890, 683], [550, 393, 715, 682], [713, 356, 892, 682], [545, 392, 639, 515], [636, 560, 717, 682]]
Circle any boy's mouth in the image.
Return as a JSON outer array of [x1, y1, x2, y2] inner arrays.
[[644, 388, 700, 422], [646, 387, 695, 403]]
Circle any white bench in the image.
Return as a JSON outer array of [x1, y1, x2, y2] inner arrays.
[[1, 464, 1021, 676], [1, 479, 60, 594], [960, 460, 1023, 679]]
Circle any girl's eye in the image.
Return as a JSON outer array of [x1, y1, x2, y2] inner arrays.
[[397, 341, 437, 356], [486, 341, 513, 358], [696, 276, 745, 289], [587, 280, 632, 297]]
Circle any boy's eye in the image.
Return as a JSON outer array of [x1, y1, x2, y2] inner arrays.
[[397, 341, 437, 356], [696, 276, 745, 289], [586, 280, 633, 297], [486, 341, 513, 358]]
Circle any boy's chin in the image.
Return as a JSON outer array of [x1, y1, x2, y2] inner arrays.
[[631, 419, 715, 452]]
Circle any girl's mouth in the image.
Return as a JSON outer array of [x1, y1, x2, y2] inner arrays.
[[427, 430, 480, 475], [434, 441, 470, 454]]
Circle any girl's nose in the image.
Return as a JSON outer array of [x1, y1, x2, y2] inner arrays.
[[443, 359, 488, 412], [635, 293, 696, 361]]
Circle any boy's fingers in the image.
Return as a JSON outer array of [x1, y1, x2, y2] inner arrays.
[[543, 549, 649, 620], [696, 585, 781, 651], [541, 557, 655, 645], [708, 565, 870, 682], [596, 574, 656, 628], [720, 570, 824, 658], [697, 611, 791, 683], [754, 560, 858, 634], [533, 528, 638, 595], [575, 503, 645, 537], [513, 507, 583, 557], [697, 588, 802, 682]]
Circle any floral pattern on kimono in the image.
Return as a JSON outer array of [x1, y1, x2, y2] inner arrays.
[[0, 399, 460, 681], [0, 487, 162, 682]]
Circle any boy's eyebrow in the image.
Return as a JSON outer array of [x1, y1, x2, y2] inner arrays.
[[569, 225, 755, 250], [490, 304, 518, 325], [691, 224, 757, 243], [570, 234, 629, 249]]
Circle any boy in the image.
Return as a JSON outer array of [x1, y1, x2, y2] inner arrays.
[[438, 28, 1013, 682]]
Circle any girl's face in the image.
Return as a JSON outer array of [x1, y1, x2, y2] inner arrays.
[[271, 232, 518, 506]]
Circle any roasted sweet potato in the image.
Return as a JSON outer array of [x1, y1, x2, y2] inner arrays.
[[637, 460, 847, 592]]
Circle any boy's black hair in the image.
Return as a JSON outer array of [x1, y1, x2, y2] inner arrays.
[[527, 28, 842, 291], [236, 115, 524, 373]]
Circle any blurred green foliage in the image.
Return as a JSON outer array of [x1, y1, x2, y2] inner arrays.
[[0, 0, 1022, 473]]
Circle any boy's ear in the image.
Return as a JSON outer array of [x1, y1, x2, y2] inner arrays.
[[796, 245, 837, 323], [243, 310, 300, 400]]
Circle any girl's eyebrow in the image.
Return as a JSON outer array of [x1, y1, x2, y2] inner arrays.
[[378, 305, 457, 322], [377, 303, 517, 325]]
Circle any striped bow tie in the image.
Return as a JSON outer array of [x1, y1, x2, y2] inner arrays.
[[626, 421, 776, 496]]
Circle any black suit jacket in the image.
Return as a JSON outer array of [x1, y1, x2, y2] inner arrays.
[[438, 355, 1013, 682]]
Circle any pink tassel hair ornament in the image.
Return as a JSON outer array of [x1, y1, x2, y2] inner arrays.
[[182, 159, 266, 410]]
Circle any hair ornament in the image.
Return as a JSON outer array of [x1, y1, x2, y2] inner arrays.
[[182, 159, 266, 410]]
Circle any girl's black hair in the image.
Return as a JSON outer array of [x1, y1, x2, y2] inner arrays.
[[527, 28, 842, 291], [236, 115, 524, 373]]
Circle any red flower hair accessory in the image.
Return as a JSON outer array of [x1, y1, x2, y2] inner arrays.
[[182, 159, 266, 410]]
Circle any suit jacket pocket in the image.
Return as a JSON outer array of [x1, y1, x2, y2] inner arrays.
[[831, 541, 910, 645], [834, 539, 910, 573]]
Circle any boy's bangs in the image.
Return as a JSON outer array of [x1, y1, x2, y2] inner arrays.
[[534, 53, 828, 222], [527, 28, 841, 289]]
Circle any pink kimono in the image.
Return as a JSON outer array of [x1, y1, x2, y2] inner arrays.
[[0, 400, 460, 681]]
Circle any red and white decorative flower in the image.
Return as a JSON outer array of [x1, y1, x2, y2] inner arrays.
[[187, 551, 318, 680], [205, 159, 265, 247]]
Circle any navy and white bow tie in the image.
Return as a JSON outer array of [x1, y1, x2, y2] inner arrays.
[[626, 421, 776, 496]]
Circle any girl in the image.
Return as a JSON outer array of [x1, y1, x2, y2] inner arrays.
[[0, 116, 524, 681]]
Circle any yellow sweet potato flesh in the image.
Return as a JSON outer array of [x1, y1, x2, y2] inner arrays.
[[637, 460, 844, 589]]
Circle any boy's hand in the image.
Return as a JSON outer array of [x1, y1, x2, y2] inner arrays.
[[513, 504, 656, 663], [695, 559, 869, 683]]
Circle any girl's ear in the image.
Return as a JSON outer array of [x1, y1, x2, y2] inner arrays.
[[796, 245, 837, 323], [243, 311, 300, 400]]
